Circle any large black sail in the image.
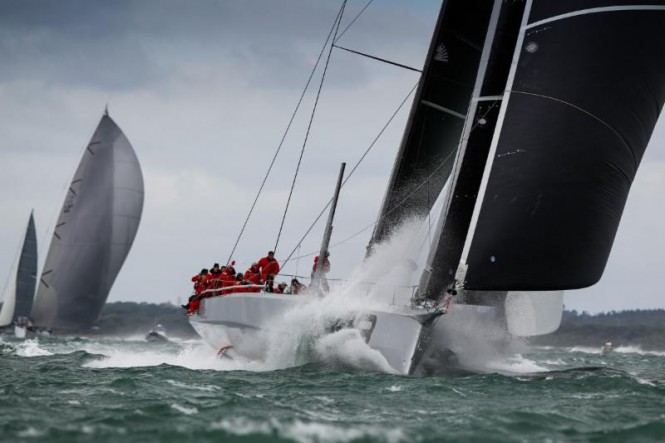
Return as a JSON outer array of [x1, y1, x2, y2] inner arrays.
[[370, 0, 495, 245], [464, 3, 665, 290], [31, 114, 144, 329]]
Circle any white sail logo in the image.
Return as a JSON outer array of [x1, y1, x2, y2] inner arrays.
[[434, 43, 449, 62]]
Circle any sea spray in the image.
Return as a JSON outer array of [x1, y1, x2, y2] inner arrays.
[[255, 218, 431, 373], [15, 338, 53, 357]]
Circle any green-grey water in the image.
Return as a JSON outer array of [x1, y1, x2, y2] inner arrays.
[[1, 336, 663, 443]]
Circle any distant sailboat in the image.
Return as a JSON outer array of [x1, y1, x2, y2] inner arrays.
[[30, 111, 144, 331], [0, 212, 38, 336]]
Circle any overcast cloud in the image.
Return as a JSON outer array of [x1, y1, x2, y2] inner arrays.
[[0, 0, 663, 314]]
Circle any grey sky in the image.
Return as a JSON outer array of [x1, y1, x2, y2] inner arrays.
[[0, 0, 662, 314]]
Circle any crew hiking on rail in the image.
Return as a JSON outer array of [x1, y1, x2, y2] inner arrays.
[[182, 250, 326, 315]]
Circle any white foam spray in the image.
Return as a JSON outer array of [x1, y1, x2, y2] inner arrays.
[[248, 218, 431, 373], [15, 339, 53, 357]]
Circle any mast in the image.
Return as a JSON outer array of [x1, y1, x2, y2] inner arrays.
[[311, 162, 346, 294]]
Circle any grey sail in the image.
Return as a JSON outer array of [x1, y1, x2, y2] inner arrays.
[[0, 212, 38, 327], [31, 113, 144, 330]]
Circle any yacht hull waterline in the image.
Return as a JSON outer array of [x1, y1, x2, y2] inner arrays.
[[189, 292, 443, 375]]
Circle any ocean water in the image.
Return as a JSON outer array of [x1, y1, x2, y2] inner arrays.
[[1, 335, 663, 443]]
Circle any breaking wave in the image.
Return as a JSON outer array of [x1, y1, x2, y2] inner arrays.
[[15, 339, 53, 357]]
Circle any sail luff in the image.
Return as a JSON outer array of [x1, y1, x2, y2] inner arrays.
[[369, 0, 445, 246]]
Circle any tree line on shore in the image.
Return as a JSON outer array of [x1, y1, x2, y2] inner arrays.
[[91, 302, 665, 349], [529, 309, 665, 350]]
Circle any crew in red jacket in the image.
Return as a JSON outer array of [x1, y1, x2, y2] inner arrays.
[[206, 264, 224, 296], [311, 251, 331, 292], [244, 264, 262, 292], [191, 269, 209, 295], [244, 263, 260, 281], [185, 269, 209, 314], [257, 251, 280, 290]]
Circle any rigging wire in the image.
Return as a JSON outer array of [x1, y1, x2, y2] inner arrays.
[[278, 80, 420, 268], [273, 0, 348, 252], [225, 5, 345, 264], [334, 0, 374, 44], [281, 97, 503, 266]]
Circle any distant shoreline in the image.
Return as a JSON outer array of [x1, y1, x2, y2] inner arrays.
[[529, 309, 665, 351], [88, 302, 665, 350]]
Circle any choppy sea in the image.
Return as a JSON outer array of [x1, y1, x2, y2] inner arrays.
[[1, 335, 663, 443]]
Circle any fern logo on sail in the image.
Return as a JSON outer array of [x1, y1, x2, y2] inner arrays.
[[434, 43, 449, 62]]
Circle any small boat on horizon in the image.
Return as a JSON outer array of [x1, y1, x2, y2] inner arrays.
[[146, 324, 169, 342], [602, 342, 614, 355]]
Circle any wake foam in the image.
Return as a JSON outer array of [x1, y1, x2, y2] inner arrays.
[[15, 339, 53, 357], [615, 346, 665, 357], [211, 417, 406, 443]]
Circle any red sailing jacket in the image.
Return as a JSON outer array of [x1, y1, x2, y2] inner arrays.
[[191, 275, 207, 295], [312, 256, 330, 273], [258, 256, 280, 281]]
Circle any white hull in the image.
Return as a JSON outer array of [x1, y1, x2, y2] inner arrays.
[[189, 292, 440, 375], [14, 324, 27, 339]]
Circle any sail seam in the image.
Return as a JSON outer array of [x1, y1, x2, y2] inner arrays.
[[421, 100, 466, 119], [475, 95, 503, 102], [527, 5, 665, 29], [511, 90, 638, 168]]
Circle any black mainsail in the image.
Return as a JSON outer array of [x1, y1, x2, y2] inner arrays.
[[31, 113, 144, 330], [462, 2, 665, 291], [0, 212, 38, 327]]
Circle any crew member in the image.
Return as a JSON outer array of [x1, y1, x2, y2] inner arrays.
[[257, 251, 280, 291], [274, 282, 288, 294], [289, 278, 307, 295], [311, 251, 331, 292], [206, 264, 224, 296], [184, 269, 208, 314]]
